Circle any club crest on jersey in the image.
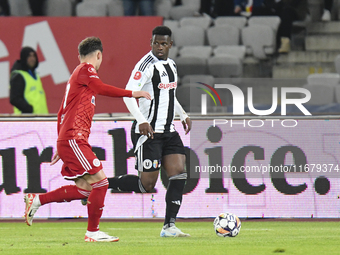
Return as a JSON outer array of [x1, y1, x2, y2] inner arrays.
[[143, 159, 152, 169], [158, 82, 177, 90], [153, 160, 161, 169], [134, 71, 142, 80], [93, 158, 100, 167], [88, 67, 97, 74], [91, 95, 96, 105]]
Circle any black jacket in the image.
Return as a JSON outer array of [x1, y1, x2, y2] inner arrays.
[[9, 47, 39, 113]]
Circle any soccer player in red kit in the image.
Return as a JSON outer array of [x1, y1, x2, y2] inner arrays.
[[23, 37, 151, 242]]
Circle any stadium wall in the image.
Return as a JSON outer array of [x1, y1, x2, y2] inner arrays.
[[0, 117, 339, 219], [0, 17, 163, 114]]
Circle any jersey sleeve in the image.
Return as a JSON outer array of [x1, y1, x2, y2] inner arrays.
[[78, 64, 133, 97], [123, 61, 152, 125], [125, 62, 152, 90], [174, 97, 188, 122]]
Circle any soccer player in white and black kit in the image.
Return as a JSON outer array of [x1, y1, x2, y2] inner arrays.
[[107, 26, 192, 237]]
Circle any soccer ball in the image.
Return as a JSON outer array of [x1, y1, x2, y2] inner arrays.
[[213, 212, 241, 237]]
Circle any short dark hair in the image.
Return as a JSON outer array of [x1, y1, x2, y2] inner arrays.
[[78, 37, 103, 57], [152, 26, 172, 37]]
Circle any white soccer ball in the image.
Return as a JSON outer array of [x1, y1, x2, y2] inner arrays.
[[213, 212, 241, 237]]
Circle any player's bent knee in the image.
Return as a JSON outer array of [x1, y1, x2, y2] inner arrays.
[[169, 172, 187, 181], [75, 179, 92, 191], [143, 182, 156, 192]]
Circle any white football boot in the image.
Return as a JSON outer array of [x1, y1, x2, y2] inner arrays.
[[84, 231, 119, 242], [160, 225, 190, 237], [24, 194, 41, 226]]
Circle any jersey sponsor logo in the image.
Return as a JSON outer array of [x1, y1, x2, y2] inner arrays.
[[133, 71, 142, 80], [158, 82, 177, 90], [143, 159, 152, 169], [93, 158, 100, 167], [88, 67, 97, 74], [89, 75, 99, 79]]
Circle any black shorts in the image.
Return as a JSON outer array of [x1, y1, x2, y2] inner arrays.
[[131, 125, 186, 172]]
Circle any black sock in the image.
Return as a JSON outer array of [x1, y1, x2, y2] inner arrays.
[[107, 175, 146, 193], [164, 176, 186, 227]]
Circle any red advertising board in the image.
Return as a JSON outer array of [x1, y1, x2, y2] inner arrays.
[[0, 17, 163, 114]]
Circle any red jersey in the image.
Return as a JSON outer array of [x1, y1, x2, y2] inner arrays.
[[57, 62, 132, 141]]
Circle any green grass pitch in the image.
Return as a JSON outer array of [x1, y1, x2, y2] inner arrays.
[[0, 220, 339, 255]]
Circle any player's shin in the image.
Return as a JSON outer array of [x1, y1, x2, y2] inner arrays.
[[39, 185, 90, 205], [164, 173, 187, 227], [107, 175, 146, 193], [87, 178, 109, 232]]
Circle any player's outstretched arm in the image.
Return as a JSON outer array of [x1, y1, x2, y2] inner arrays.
[[132, 91, 151, 100]]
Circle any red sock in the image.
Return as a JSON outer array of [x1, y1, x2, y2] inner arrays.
[[87, 178, 109, 232], [39, 185, 90, 205]]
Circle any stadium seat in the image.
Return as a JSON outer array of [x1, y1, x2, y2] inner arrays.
[[164, 20, 180, 31], [176, 57, 208, 77], [335, 54, 340, 75], [207, 25, 239, 46], [76, 2, 107, 16], [181, 74, 215, 86], [248, 16, 281, 33], [214, 16, 248, 30], [292, 14, 311, 28], [179, 15, 212, 30], [241, 24, 276, 59], [307, 73, 340, 86], [303, 84, 335, 105], [181, 0, 200, 10], [176, 83, 194, 112], [169, 6, 196, 20], [45, 0, 72, 16], [8, 0, 31, 16], [168, 46, 179, 60], [169, 0, 200, 20], [163, 20, 179, 41], [176, 46, 211, 77], [108, 0, 124, 16], [335, 86, 340, 103], [155, 0, 173, 19], [173, 26, 205, 47], [208, 55, 242, 78], [213, 45, 246, 60], [176, 83, 205, 113], [179, 46, 213, 59]]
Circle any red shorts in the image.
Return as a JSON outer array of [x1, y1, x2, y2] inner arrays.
[[57, 139, 103, 180]]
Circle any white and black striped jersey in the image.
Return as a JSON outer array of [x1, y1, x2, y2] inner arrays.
[[125, 51, 183, 133]]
